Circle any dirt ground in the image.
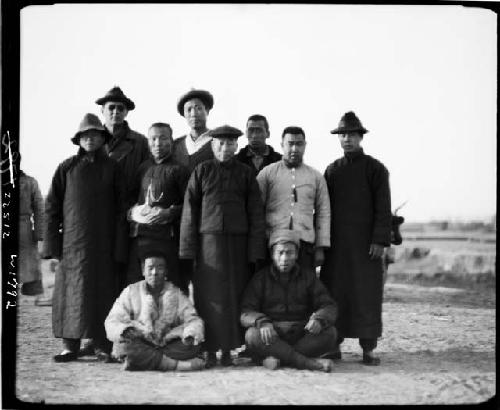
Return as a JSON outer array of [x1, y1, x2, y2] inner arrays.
[[14, 277, 495, 405]]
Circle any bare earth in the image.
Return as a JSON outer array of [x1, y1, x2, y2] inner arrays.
[[15, 279, 495, 405]]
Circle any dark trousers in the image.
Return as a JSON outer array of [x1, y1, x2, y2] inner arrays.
[[117, 338, 201, 371], [336, 336, 378, 351], [245, 323, 337, 369], [63, 337, 112, 353]]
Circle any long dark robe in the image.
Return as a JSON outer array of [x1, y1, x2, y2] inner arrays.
[[180, 158, 265, 351], [126, 156, 190, 290], [43, 148, 125, 342], [319, 149, 391, 340]]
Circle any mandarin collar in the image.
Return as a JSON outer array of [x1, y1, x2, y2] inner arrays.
[[216, 157, 236, 169], [269, 263, 300, 280], [344, 148, 364, 161], [106, 121, 130, 139], [246, 145, 270, 157], [77, 146, 107, 160], [143, 280, 169, 296]]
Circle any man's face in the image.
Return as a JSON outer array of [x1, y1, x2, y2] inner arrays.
[[79, 129, 105, 152], [148, 126, 173, 161], [246, 119, 269, 151], [183, 98, 208, 130], [102, 101, 128, 127], [338, 132, 363, 152], [272, 242, 298, 273], [281, 133, 306, 166], [142, 257, 167, 289], [212, 137, 237, 162]]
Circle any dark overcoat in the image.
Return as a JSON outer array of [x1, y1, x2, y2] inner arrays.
[[43, 148, 126, 340], [106, 121, 149, 208], [319, 149, 391, 340], [179, 158, 265, 351]]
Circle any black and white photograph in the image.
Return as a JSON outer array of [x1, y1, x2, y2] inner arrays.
[[1, 1, 496, 406]]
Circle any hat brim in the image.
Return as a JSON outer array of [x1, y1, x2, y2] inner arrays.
[[210, 133, 242, 139], [71, 128, 112, 146], [177, 90, 214, 116], [330, 127, 368, 135], [95, 96, 135, 110]]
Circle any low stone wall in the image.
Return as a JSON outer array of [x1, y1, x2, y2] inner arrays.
[[388, 243, 496, 284]]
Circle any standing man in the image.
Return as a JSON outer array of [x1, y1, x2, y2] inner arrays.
[[320, 111, 391, 366], [96, 86, 150, 207], [235, 114, 282, 176], [43, 113, 125, 363], [179, 125, 265, 368], [18, 164, 44, 297], [172, 88, 215, 173], [256, 126, 330, 275], [126, 123, 190, 293]]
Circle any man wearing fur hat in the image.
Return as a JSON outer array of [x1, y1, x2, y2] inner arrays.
[[105, 251, 206, 372], [172, 88, 215, 173], [241, 229, 337, 372], [43, 113, 127, 363], [96, 86, 149, 208], [320, 111, 392, 366], [179, 125, 265, 368]]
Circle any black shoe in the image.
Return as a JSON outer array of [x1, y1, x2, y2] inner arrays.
[[78, 343, 95, 357], [362, 353, 381, 366], [205, 352, 217, 369], [220, 351, 233, 367], [53, 351, 78, 363]]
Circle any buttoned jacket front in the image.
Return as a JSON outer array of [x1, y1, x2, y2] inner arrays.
[[256, 160, 331, 247]]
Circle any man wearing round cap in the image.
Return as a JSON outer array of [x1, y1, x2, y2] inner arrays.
[[179, 125, 265, 368], [240, 229, 337, 372], [172, 88, 215, 173], [42, 113, 127, 363], [96, 86, 150, 207], [320, 111, 392, 366]]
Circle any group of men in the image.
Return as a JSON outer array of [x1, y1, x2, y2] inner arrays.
[[41, 86, 392, 372]]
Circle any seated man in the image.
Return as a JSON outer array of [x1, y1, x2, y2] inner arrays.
[[104, 251, 205, 371], [240, 229, 337, 372]]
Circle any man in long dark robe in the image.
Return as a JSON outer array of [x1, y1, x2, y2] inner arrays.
[[126, 123, 190, 293], [320, 111, 391, 366], [179, 125, 265, 368], [43, 113, 127, 363]]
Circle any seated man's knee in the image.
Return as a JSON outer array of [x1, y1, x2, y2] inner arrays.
[[245, 327, 262, 347]]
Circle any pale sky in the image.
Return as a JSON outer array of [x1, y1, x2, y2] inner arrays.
[[19, 4, 496, 222]]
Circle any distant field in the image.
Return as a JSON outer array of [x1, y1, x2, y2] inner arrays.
[[401, 238, 495, 254]]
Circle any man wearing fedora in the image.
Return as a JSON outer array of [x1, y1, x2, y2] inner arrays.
[[179, 125, 265, 368], [172, 88, 215, 173], [42, 113, 127, 363], [96, 86, 149, 208], [320, 111, 392, 366]]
